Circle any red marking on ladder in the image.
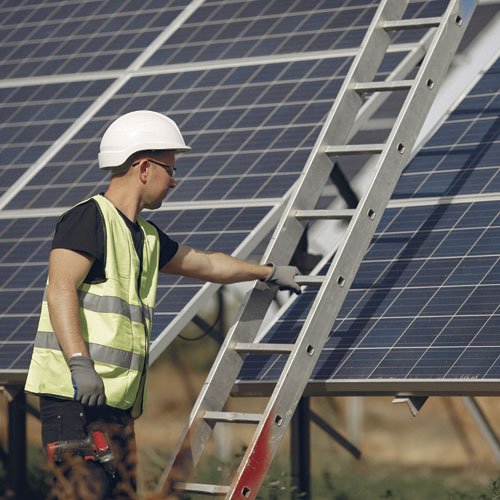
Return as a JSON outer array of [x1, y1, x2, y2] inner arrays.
[[231, 414, 273, 499]]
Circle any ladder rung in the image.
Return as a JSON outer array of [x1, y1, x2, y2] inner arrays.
[[203, 410, 262, 424], [325, 144, 384, 155], [354, 80, 413, 92], [295, 209, 356, 221], [383, 17, 442, 30], [295, 276, 325, 286], [172, 482, 230, 496], [234, 342, 294, 354]]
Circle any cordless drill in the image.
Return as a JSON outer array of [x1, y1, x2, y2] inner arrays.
[[47, 430, 115, 477]]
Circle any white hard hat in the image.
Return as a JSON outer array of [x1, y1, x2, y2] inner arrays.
[[98, 110, 191, 169]]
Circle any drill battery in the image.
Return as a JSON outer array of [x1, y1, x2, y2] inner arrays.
[[47, 430, 115, 477]]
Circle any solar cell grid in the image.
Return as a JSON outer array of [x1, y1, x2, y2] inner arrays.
[[0, 0, 190, 79], [145, 0, 375, 66], [145, 0, 448, 67], [394, 58, 499, 199], [238, 200, 500, 383], [0, 79, 113, 195]]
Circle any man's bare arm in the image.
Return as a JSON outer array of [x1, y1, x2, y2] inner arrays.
[[46, 248, 95, 359], [160, 244, 272, 284]]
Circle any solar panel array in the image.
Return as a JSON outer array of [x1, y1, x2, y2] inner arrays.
[[0, 0, 436, 372], [239, 56, 500, 389], [0, 0, 473, 380]]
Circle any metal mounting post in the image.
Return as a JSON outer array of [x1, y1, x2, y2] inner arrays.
[[310, 410, 362, 460], [462, 397, 500, 463], [290, 397, 311, 500], [6, 386, 27, 499]]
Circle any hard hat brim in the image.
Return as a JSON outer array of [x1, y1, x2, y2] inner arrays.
[[98, 144, 191, 169]]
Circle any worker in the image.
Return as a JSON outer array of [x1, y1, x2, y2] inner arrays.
[[24, 110, 301, 499]]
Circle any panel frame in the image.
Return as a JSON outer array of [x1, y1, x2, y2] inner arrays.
[[232, 379, 500, 396]]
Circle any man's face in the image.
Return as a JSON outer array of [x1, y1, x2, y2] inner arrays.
[[142, 150, 177, 210]]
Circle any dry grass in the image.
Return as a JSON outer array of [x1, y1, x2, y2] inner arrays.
[[1, 334, 498, 498]]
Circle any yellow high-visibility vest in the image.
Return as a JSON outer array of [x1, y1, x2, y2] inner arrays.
[[25, 194, 160, 417]]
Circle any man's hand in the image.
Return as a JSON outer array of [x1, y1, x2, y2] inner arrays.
[[69, 356, 106, 406], [264, 264, 302, 295]]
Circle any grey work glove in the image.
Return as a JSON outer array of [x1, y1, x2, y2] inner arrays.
[[263, 263, 302, 295], [69, 355, 106, 406]]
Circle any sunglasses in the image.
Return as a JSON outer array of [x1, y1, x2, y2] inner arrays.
[[132, 158, 176, 177]]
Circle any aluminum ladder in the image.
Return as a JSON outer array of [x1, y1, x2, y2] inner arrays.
[[157, 1, 474, 497]]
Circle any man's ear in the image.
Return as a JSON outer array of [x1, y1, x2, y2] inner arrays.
[[138, 159, 149, 183]]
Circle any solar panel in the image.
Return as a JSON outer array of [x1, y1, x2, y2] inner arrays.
[[0, 0, 191, 78], [394, 60, 500, 199], [3, 58, 348, 209], [238, 55, 500, 392], [0, 79, 113, 195], [239, 201, 499, 382], [4, 52, 409, 211]]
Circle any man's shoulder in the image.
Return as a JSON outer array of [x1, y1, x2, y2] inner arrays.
[[59, 198, 99, 222]]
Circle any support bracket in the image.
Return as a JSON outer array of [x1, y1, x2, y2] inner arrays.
[[392, 394, 429, 417]]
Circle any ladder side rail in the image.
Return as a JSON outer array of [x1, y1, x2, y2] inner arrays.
[[229, 1, 475, 497]]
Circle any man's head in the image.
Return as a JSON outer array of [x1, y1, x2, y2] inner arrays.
[[98, 111, 190, 209]]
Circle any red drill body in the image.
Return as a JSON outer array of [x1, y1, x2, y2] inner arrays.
[[47, 430, 115, 477]]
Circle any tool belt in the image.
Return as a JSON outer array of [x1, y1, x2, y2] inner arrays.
[[47, 430, 116, 477]]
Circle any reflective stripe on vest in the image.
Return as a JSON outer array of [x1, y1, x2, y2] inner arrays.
[[41, 289, 154, 324], [34, 331, 145, 372], [78, 290, 153, 324]]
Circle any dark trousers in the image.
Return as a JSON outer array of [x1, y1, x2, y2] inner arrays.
[[40, 395, 137, 499]]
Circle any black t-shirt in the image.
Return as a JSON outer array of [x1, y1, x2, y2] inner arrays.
[[51, 198, 179, 284]]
